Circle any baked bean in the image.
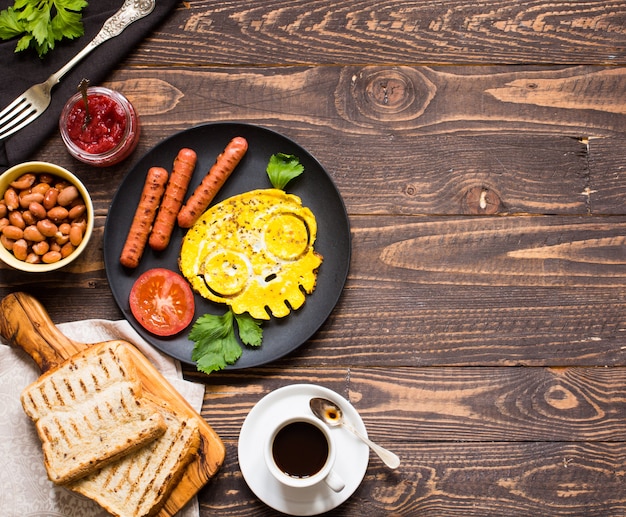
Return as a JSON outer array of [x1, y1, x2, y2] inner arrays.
[[31, 182, 51, 196], [61, 242, 75, 258], [4, 188, 19, 211], [0, 202, 7, 218], [3, 225, 23, 240], [19, 192, 44, 210], [68, 204, 86, 220], [0, 235, 14, 250], [32, 241, 50, 256], [49, 241, 61, 253], [72, 218, 86, 232], [69, 224, 84, 247], [23, 225, 45, 242], [42, 251, 62, 264], [22, 210, 37, 226], [43, 188, 59, 210], [8, 211, 25, 229], [10, 173, 36, 191], [0, 218, 8, 231], [25, 253, 41, 264], [39, 173, 54, 184], [29, 202, 46, 220], [57, 185, 79, 206], [47, 206, 69, 223], [55, 233, 69, 246], [12, 239, 28, 261], [36, 219, 58, 237]]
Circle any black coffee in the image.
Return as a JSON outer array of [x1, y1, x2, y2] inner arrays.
[[272, 421, 329, 478]]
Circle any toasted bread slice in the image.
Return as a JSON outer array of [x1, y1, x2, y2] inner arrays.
[[21, 341, 167, 485], [67, 397, 201, 517]]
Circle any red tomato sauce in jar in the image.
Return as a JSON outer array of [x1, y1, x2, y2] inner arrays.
[[66, 94, 126, 154], [60, 87, 140, 167]]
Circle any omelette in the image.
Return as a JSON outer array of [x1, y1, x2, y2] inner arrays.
[[179, 188, 322, 320]]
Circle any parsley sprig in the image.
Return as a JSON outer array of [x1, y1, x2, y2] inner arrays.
[[0, 0, 88, 58], [190, 311, 263, 375], [267, 152, 304, 189]]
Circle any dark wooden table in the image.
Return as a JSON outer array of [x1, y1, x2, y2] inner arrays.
[[2, 1, 626, 515]]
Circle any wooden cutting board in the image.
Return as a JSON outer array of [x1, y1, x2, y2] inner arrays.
[[0, 291, 225, 517]]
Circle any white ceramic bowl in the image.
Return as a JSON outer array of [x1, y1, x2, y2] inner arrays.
[[0, 161, 94, 272]]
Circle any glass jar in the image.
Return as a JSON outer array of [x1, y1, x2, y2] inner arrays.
[[59, 86, 140, 167]]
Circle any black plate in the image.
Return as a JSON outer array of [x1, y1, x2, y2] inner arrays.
[[104, 123, 351, 369]]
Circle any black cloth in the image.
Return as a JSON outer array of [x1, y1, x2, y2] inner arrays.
[[0, 0, 179, 171]]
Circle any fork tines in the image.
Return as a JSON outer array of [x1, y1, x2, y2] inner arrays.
[[0, 97, 39, 140]]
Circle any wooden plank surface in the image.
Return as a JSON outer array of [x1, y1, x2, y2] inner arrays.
[[0, 0, 625, 515], [202, 441, 626, 516], [193, 367, 626, 515], [101, 65, 626, 138], [129, 1, 626, 65], [197, 367, 626, 442]]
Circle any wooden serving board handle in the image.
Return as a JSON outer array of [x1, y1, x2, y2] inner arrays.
[[0, 291, 225, 517], [0, 292, 85, 372]]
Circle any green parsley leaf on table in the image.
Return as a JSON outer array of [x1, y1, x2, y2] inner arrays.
[[267, 153, 304, 190], [189, 310, 263, 374], [0, 0, 88, 58]]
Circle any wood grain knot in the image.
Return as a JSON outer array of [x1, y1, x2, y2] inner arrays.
[[545, 385, 579, 410], [405, 184, 418, 196], [338, 67, 434, 125], [365, 70, 414, 113], [463, 187, 501, 215]]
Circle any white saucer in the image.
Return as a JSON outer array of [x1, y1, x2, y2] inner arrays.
[[238, 384, 369, 515]]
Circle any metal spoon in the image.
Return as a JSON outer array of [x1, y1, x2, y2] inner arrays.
[[309, 397, 400, 469]]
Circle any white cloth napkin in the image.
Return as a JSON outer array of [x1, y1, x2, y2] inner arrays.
[[0, 318, 206, 517]]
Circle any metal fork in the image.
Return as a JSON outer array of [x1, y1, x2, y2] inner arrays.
[[0, 0, 156, 141]]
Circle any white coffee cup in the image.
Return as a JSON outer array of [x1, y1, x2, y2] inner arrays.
[[265, 414, 345, 492]]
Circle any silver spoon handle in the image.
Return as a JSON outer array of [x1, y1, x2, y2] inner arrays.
[[49, 0, 156, 86], [343, 421, 400, 469]]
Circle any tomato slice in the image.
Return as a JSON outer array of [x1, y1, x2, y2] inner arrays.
[[129, 268, 195, 337]]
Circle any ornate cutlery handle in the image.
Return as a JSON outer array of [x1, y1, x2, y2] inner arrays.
[[92, 0, 157, 45], [49, 0, 157, 86]]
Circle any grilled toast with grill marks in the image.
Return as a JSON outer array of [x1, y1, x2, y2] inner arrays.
[[20, 341, 167, 485], [67, 396, 201, 517]]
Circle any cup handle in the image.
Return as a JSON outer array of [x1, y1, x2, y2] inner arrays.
[[324, 469, 346, 492]]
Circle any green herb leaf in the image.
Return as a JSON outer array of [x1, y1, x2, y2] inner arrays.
[[189, 310, 264, 374], [52, 3, 85, 40], [0, 8, 24, 39], [266, 153, 304, 190], [15, 32, 32, 52], [235, 312, 264, 347], [0, 0, 88, 58], [189, 311, 241, 374]]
